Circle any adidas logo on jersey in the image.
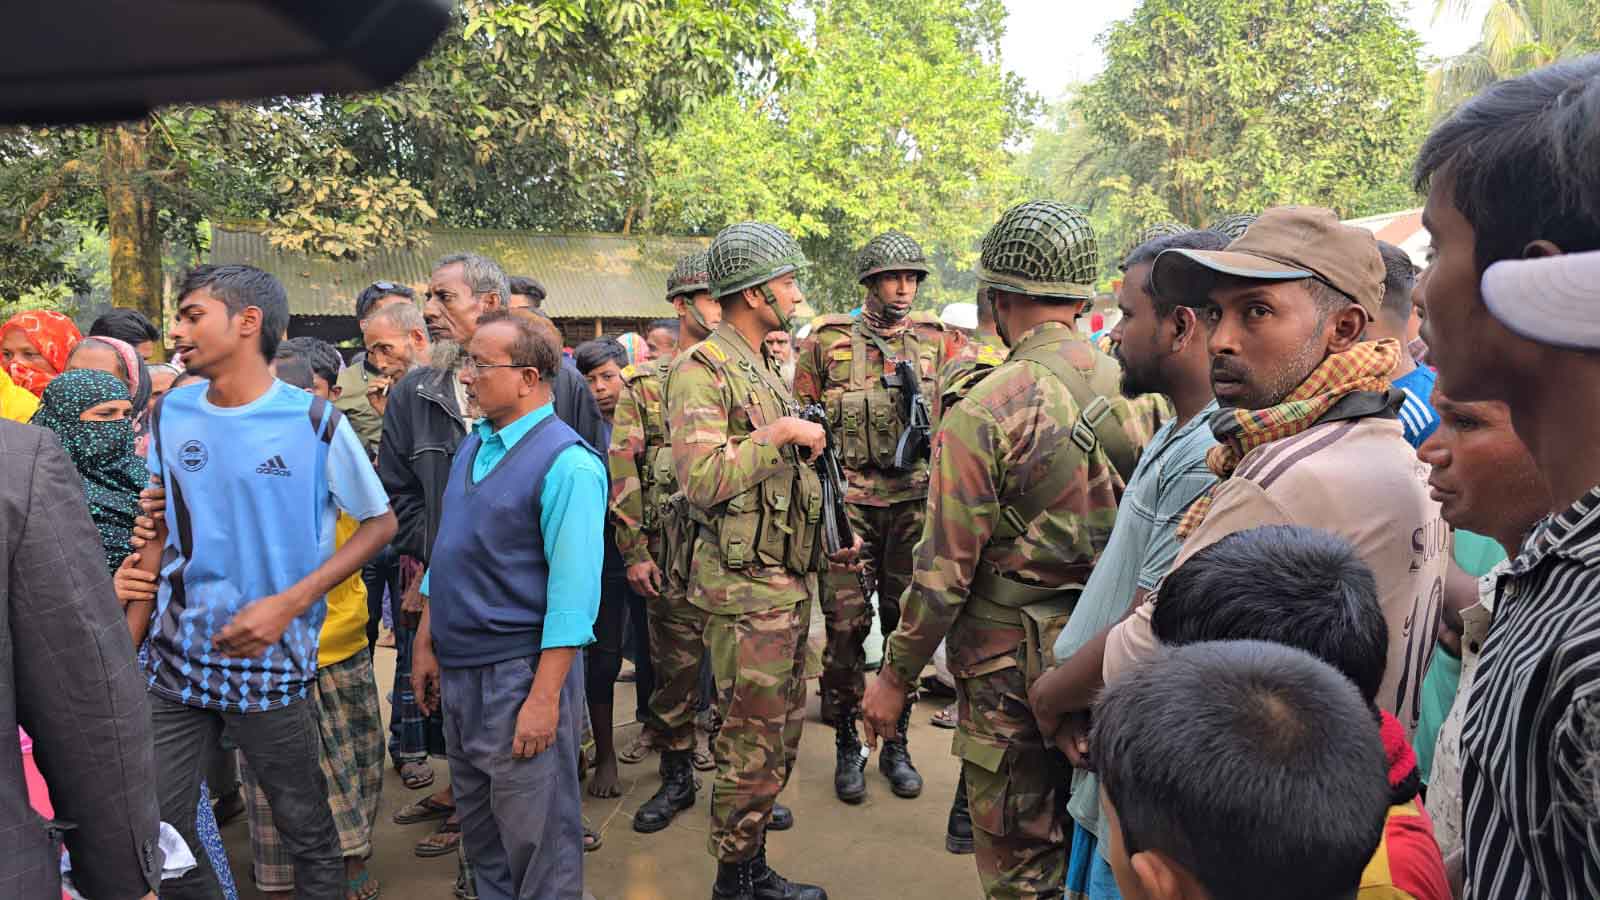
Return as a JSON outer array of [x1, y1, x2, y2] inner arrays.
[[256, 455, 293, 477]]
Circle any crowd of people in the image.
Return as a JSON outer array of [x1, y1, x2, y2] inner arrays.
[[3, 52, 1600, 900]]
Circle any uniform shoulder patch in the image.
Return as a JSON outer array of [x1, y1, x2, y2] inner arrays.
[[975, 345, 1007, 367], [620, 363, 641, 380], [691, 338, 728, 366]]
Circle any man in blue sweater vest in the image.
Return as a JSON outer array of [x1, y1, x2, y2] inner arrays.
[[413, 310, 606, 900]]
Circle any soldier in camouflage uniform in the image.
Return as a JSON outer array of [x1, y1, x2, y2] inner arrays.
[[863, 201, 1140, 899], [669, 222, 859, 900], [792, 230, 949, 804], [612, 251, 724, 834]]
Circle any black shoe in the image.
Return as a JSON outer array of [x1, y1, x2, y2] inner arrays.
[[879, 706, 923, 798], [768, 803, 794, 831], [634, 749, 697, 833], [946, 771, 974, 855], [712, 848, 827, 900], [833, 710, 867, 804]]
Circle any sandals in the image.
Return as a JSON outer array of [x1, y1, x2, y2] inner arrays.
[[399, 761, 435, 790], [393, 795, 455, 825], [931, 703, 958, 730], [618, 730, 657, 765], [347, 869, 381, 900], [414, 820, 461, 858], [584, 823, 603, 853]]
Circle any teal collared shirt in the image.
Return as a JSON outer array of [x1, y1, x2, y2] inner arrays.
[[421, 403, 606, 650]]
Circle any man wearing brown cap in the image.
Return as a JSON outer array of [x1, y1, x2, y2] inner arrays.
[[1038, 206, 1448, 755]]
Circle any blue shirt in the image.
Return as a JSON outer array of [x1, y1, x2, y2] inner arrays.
[[146, 380, 391, 711], [1393, 365, 1440, 448], [1053, 399, 1221, 856], [422, 403, 606, 649]]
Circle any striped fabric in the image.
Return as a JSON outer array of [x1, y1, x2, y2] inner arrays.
[[1461, 488, 1600, 898], [1177, 339, 1400, 538]]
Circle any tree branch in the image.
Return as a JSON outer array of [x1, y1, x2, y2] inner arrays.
[[18, 158, 90, 240]]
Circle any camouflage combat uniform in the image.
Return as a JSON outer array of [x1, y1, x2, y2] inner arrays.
[[881, 202, 1139, 899], [793, 258, 950, 720], [670, 225, 828, 881]]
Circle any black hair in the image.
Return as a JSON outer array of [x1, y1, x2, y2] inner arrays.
[[1414, 55, 1600, 272], [355, 281, 416, 321], [1091, 640, 1389, 900], [89, 307, 160, 346], [271, 354, 316, 391], [476, 309, 558, 382], [1376, 241, 1417, 325], [508, 275, 547, 304], [1123, 230, 1231, 316], [1153, 525, 1387, 702], [277, 336, 342, 390], [647, 318, 679, 337], [176, 264, 290, 361], [573, 338, 628, 376]]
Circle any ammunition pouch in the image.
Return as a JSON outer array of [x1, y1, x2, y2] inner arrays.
[[693, 465, 823, 576], [640, 444, 676, 533], [658, 493, 695, 593], [967, 564, 1082, 685]]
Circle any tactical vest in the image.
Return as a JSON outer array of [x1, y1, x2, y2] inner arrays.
[[819, 317, 939, 473], [624, 360, 678, 535], [684, 329, 825, 577]]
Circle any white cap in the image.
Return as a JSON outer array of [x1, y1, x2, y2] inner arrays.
[[940, 302, 978, 331], [1482, 251, 1600, 350]]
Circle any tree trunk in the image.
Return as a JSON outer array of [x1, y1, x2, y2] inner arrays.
[[101, 124, 165, 337]]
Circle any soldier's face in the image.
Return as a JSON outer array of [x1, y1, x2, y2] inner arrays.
[[1199, 279, 1331, 409], [766, 273, 805, 327], [869, 271, 919, 319]]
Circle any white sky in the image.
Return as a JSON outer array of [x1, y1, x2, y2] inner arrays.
[[1001, 0, 1490, 103]]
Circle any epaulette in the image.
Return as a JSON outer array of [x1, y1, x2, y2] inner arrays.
[[810, 313, 855, 330], [620, 363, 641, 380], [974, 344, 1006, 367], [690, 338, 728, 366], [909, 310, 946, 328]]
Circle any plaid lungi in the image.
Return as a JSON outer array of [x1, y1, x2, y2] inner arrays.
[[244, 648, 385, 892]]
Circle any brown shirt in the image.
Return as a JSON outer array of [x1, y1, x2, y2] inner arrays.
[[1104, 415, 1448, 731]]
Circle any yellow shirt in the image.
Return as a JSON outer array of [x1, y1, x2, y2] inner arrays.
[[318, 513, 369, 667], [0, 369, 39, 423]]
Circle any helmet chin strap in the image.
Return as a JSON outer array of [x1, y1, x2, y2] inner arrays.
[[761, 283, 796, 333], [681, 298, 713, 338]]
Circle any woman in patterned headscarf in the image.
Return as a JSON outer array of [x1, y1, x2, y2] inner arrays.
[[1, 309, 82, 397], [67, 335, 154, 456], [30, 369, 148, 571]]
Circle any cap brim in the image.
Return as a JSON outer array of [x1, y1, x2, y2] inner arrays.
[[1152, 248, 1313, 306], [1482, 251, 1600, 351]]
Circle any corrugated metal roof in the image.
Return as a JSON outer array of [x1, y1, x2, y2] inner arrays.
[[209, 225, 706, 319]]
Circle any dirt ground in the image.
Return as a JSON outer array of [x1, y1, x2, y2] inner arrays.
[[220, 621, 979, 899]]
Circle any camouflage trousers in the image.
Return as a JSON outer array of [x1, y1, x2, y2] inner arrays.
[[820, 498, 924, 712], [647, 586, 710, 752], [705, 599, 812, 862], [959, 664, 1070, 900]]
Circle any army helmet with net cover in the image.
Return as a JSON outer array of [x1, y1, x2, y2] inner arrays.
[[856, 230, 932, 284], [708, 222, 810, 298], [1135, 221, 1192, 246], [977, 200, 1100, 300], [666, 249, 711, 300], [1207, 213, 1258, 240]]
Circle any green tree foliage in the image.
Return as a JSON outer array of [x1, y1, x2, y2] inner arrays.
[[644, 0, 1037, 311], [1065, 0, 1424, 261], [1429, 0, 1600, 117]]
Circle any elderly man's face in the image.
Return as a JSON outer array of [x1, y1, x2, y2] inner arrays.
[[764, 330, 792, 362]]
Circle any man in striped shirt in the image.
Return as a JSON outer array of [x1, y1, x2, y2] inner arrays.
[[1412, 57, 1600, 898]]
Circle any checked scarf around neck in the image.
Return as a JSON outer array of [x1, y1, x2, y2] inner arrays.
[[1176, 339, 1400, 539]]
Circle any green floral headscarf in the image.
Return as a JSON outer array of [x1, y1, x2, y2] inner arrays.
[[31, 369, 149, 571]]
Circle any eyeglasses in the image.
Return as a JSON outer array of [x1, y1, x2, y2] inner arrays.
[[464, 357, 532, 375]]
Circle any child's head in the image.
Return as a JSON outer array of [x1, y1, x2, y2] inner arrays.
[[1091, 640, 1390, 900], [275, 336, 343, 401], [1152, 525, 1387, 703]]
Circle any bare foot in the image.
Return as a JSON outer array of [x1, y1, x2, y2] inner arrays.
[[587, 753, 622, 799]]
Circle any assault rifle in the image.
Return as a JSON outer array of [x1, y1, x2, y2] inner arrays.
[[800, 404, 870, 594], [882, 358, 932, 472]]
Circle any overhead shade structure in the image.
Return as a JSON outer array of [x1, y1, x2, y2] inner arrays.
[[0, 0, 451, 124]]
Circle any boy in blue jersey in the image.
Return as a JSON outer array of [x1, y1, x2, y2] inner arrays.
[[143, 265, 396, 899], [1367, 241, 1440, 448]]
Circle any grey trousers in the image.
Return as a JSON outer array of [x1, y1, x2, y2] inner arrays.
[[441, 655, 585, 900], [149, 692, 343, 899]]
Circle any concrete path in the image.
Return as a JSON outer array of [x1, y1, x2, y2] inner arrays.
[[220, 639, 979, 899]]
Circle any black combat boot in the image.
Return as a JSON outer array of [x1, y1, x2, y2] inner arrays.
[[633, 749, 696, 833], [833, 707, 867, 804], [946, 770, 974, 854], [749, 843, 828, 900], [879, 705, 923, 798]]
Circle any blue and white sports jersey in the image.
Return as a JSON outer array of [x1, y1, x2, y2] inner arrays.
[[1392, 365, 1440, 449], [145, 380, 390, 711]]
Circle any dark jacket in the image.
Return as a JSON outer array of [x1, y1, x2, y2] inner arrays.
[[0, 422, 163, 898], [376, 359, 606, 563]]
